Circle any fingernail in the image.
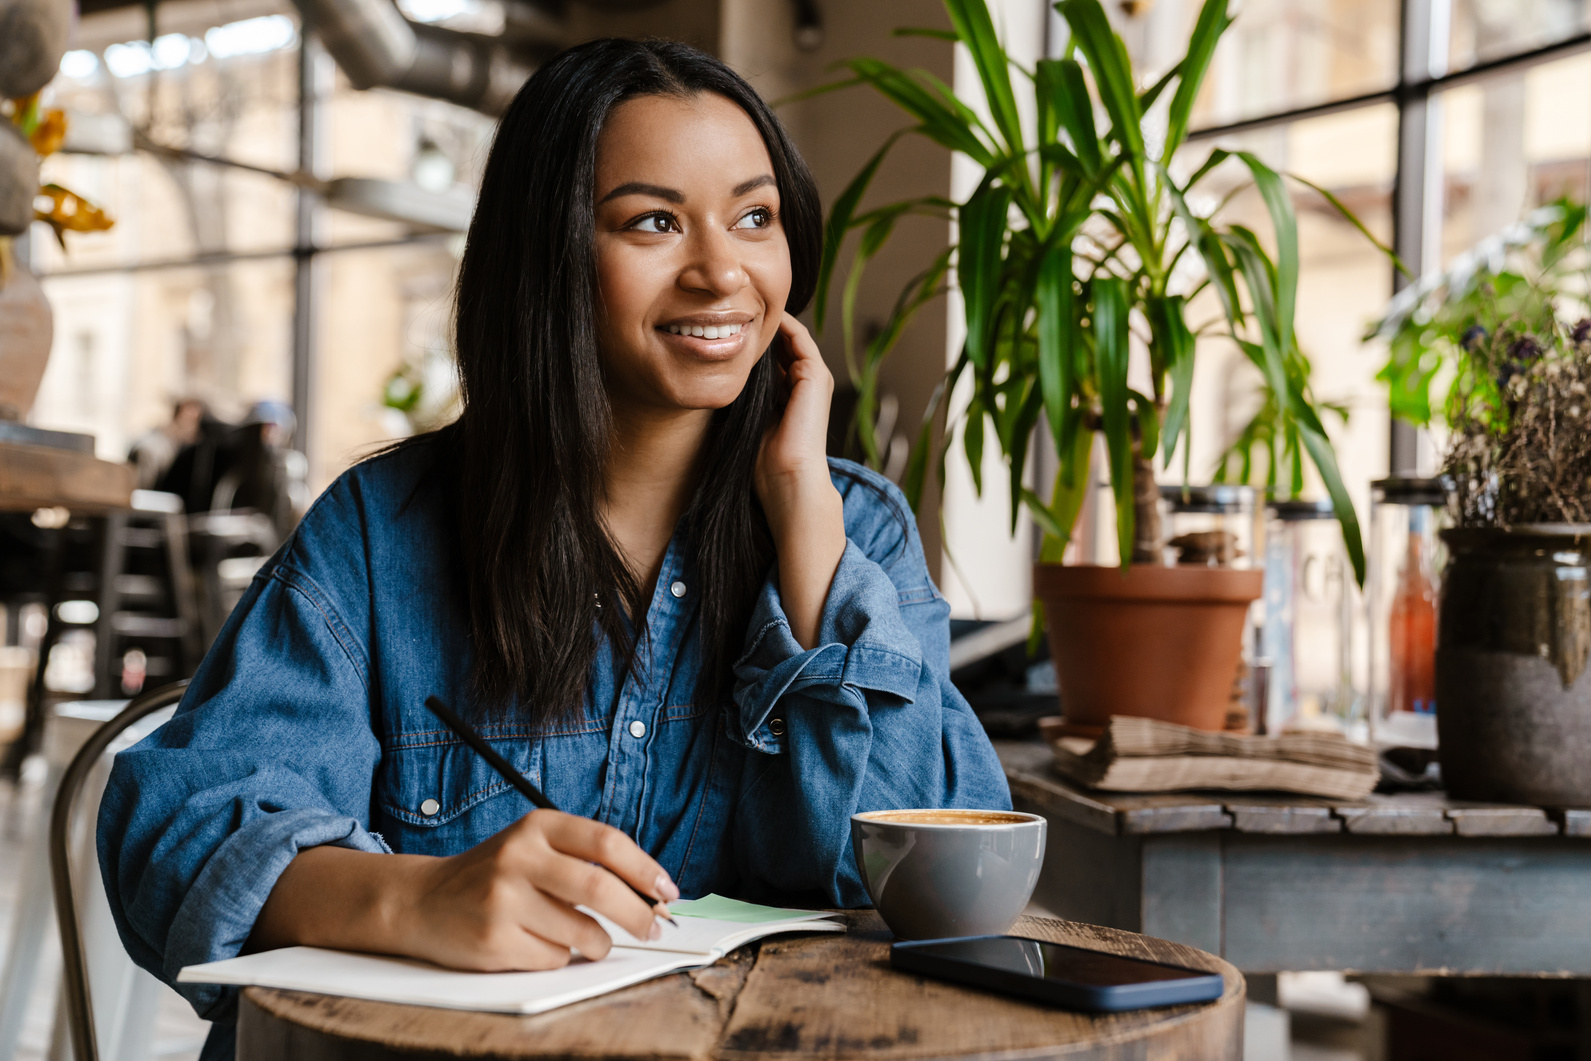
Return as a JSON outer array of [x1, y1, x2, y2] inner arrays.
[[648, 921, 663, 941], [656, 874, 680, 901]]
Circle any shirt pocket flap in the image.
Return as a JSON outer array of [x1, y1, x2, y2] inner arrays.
[[378, 732, 543, 828]]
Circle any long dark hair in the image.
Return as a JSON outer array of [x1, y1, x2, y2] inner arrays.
[[447, 38, 822, 722]]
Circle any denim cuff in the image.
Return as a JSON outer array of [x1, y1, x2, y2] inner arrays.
[[731, 541, 924, 752], [163, 808, 390, 1019]]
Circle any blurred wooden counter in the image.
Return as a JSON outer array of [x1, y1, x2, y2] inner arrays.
[[0, 441, 134, 513]]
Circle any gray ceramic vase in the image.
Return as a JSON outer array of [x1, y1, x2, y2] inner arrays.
[[850, 809, 1046, 940], [1438, 525, 1591, 805]]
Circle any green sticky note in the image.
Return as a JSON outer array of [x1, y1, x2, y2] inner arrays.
[[670, 893, 816, 923]]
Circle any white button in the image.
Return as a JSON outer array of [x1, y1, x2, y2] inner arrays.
[[419, 798, 440, 817], [670, 581, 687, 598], [629, 720, 647, 739]]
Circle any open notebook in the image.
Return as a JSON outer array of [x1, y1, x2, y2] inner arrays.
[[177, 894, 844, 1015]]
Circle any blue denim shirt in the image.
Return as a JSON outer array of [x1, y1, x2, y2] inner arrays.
[[97, 441, 1010, 1055]]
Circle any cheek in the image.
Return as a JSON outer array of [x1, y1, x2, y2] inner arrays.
[[747, 250, 793, 344], [595, 244, 661, 334]]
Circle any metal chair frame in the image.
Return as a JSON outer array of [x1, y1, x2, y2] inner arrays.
[[49, 680, 188, 1061]]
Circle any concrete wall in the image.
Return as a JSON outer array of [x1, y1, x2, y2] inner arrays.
[[721, 0, 956, 582]]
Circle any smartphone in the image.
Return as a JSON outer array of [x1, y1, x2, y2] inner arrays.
[[890, 935, 1225, 1012]]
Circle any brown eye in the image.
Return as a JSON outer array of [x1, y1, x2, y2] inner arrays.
[[632, 213, 677, 234], [734, 207, 772, 230]]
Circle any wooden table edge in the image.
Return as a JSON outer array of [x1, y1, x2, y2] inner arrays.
[[238, 913, 1245, 1061]]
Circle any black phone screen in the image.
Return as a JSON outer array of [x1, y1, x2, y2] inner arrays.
[[904, 937, 1208, 987]]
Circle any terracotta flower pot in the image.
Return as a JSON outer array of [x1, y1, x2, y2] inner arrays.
[[1033, 563, 1263, 732]]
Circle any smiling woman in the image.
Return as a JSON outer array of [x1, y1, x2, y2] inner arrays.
[[95, 38, 1011, 1061]]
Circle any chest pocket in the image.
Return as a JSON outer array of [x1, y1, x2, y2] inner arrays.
[[376, 730, 545, 853]]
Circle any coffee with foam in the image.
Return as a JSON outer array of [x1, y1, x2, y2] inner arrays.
[[856, 809, 1033, 826]]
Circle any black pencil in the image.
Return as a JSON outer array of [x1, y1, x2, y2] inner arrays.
[[423, 695, 679, 929]]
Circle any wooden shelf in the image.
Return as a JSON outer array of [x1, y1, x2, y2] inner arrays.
[[0, 441, 134, 513]]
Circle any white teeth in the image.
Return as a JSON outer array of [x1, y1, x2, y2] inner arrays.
[[664, 322, 743, 337]]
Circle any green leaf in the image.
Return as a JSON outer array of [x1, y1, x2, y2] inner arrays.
[[893, 26, 960, 41], [1288, 172, 1409, 278], [1164, 0, 1231, 156], [1023, 488, 1067, 540], [1094, 276, 1135, 566], [1297, 418, 1366, 585], [903, 361, 962, 511], [964, 396, 986, 496], [1148, 295, 1196, 462], [1050, 58, 1104, 175], [817, 129, 906, 332], [1234, 151, 1298, 350], [1057, 0, 1143, 159], [1130, 388, 1160, 460], [959, 182, 1014, 371], [1042, 425, 1094, 561], [1180, 147, 1232, 192], [1138, 61, 1180, 112], [1034, 58, 1064, 149], [1006, 384, 1044, 532], [1035, 240, 1076, 456], [942, 0, 1026, 155], [769, 75, 864, 109], [845, 58, 995, 165], [840, 204, 909, 381]]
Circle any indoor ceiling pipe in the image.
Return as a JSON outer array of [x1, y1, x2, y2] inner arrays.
[[291, 0, 543, 114]]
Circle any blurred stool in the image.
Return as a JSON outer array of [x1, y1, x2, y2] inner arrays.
[[0, 699, 175, 1061], [93, 491, 203, 699]]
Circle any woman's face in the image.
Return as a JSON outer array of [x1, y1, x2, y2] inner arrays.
[[592, 92, 792, 415]]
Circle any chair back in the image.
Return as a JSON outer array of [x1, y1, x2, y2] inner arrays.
[[50, 681, 188, 1061]]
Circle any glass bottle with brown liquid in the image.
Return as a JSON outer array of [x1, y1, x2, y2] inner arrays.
[[1388, 510, 1437, 715]]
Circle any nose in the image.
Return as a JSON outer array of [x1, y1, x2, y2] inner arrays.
[[678, 224, 747, 299]]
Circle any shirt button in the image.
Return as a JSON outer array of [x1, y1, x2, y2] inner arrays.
[[629, 720, 647, 739], [419, 798, 440, 817], [768, 717, 786, 736], [670, 580, 687, 598]]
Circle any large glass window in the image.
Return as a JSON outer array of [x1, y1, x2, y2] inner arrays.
[[29, 6, 491, 492]]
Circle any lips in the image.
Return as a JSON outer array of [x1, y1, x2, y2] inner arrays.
[[654, 313, 757, 360]]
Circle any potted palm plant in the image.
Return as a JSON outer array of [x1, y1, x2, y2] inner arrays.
[[818, 0, 1374, 731]]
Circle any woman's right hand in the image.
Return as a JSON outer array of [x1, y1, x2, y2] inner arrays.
[[399, 809, 678, 970], [249, 810, 678, 971]]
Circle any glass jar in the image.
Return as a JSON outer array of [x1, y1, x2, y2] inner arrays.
[[1366, 477, 1448, 749], [1261, 500, 1358, 734], [1160, 485, 1258, 568]]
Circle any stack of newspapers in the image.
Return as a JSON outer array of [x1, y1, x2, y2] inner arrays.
[[1046, 715, 1379, 800]]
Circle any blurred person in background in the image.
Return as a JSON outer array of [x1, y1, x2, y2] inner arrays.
[[157, 399, 304, 537], [127, 397, 207, 489]]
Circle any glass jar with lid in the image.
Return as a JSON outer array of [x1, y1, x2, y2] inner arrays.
[[1159, 484, 1258, 568], [1261, 499, 1359, 734]]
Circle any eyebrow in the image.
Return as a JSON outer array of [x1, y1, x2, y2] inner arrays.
[[732, 174, 777, 196], [599, 181, 684, 204], [597, 174, 777, 205]]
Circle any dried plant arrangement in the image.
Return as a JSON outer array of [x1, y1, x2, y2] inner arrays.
[[1444, 322, 1591, 528]]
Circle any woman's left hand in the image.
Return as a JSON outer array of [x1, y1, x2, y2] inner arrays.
[[755, 313, 846, 650]]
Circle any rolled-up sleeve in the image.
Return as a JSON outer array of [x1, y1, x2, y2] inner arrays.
[[729, 466, 1011, 906], [97, 560, 386, 1023]]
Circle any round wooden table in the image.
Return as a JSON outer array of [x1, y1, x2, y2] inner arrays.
[[236, 912, 1244, 1060]]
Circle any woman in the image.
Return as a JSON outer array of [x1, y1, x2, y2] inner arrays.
[[99, 38, 1010, 1058]]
